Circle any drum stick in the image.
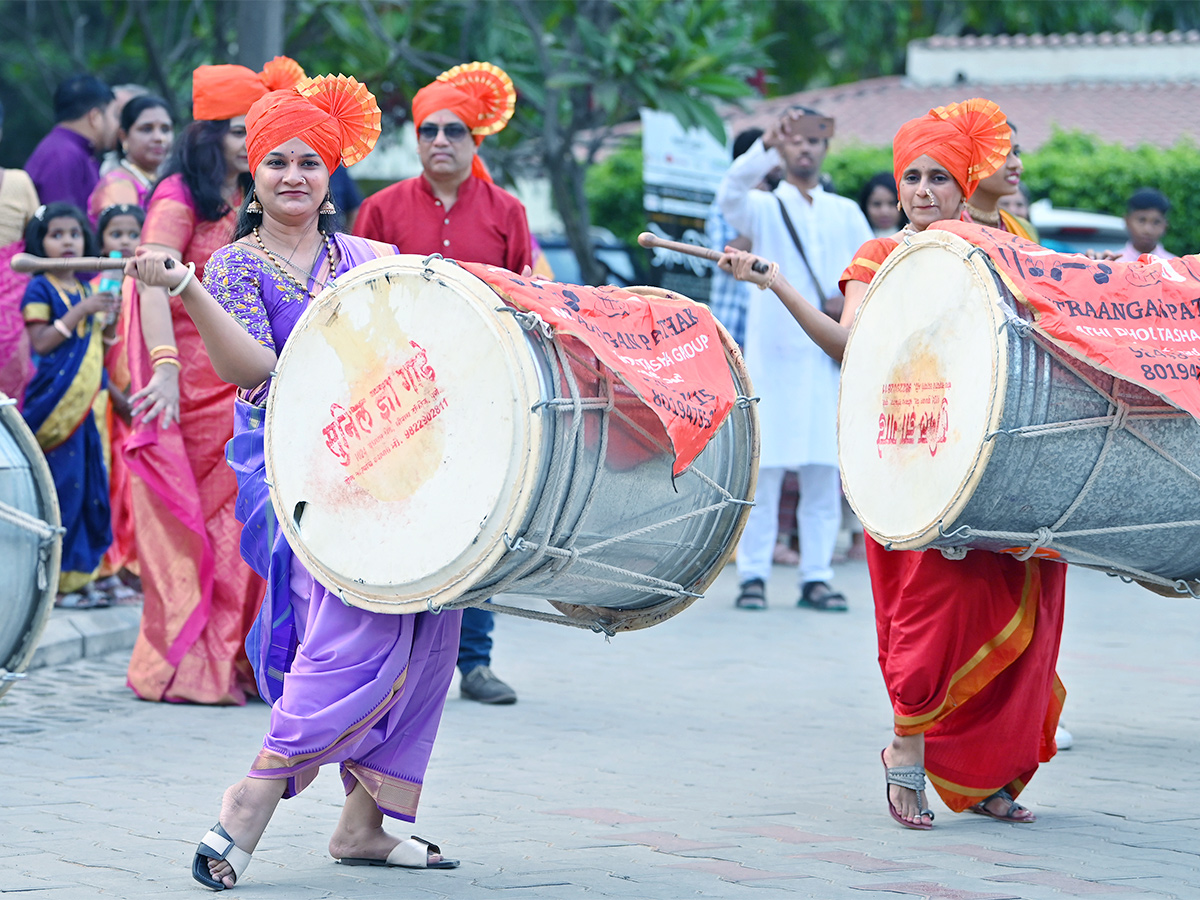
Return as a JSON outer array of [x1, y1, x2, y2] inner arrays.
[[9, 253, 175, 274], [637, 232, 770, 274]]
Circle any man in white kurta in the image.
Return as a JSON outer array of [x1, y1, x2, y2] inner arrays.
[[717, 108, 872, 610]]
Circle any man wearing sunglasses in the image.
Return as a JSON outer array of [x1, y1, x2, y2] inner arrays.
[[354, 62, 532, 276], [356, 63, 531, 706]]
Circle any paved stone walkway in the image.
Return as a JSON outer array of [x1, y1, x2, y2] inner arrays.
[[2, 560, 1198, 898]]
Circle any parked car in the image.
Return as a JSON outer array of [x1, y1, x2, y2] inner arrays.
[[535, 227, 649, 286], [1028, 199, 1127, 256]]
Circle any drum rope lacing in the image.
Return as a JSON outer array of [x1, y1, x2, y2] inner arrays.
[[931, 258, 1200, 597], [425, 306, 751, 633]]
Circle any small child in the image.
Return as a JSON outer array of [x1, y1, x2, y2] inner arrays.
[[90, 203, 144, 600], [20, 202, 119, 608], [1119, 188, 1173, 261]]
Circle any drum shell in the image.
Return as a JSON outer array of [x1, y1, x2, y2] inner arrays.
[[265, 259, 757, 628], [0, 394, 61, 697], [840, 231, 1200, 585]]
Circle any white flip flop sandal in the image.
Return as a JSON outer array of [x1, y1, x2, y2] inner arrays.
[[338, 835, 459, 869], [192, 822, 253, 890]]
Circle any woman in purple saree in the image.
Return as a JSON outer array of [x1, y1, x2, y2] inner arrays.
[[128, 75, 462, 892]]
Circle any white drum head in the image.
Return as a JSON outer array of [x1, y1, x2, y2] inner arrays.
[[839, 230, 1009, 549], [265, 256, 546, 612]]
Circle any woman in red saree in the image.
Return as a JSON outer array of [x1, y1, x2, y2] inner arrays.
[[719, 100, 1067, 829], [125, 58, 305, 704]]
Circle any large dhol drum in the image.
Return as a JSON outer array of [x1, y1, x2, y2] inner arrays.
[[265, 256, 757, 631], [839, 230, 1200, 593], [0, 394, 62, 698]]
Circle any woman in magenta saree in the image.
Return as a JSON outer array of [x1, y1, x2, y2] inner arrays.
[[123, 110, 266, 705], [126, 73, 462, 892]]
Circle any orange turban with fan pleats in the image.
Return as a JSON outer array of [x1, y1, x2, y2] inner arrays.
[[245, 74, 382, 175], [892, 98, 1011, 200], [192, 56, 306, 121], [410, 62, 516, 182]]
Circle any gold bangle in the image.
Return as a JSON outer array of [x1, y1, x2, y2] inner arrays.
[[153, 357, 182, 370], [53, 319, 72, 338], [167, 261, 196, 297], [149, 344, 178, 358]]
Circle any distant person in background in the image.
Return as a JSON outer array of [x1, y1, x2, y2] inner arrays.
[[88, 94, 174, 222], [705, 127, 770, 348], [0, 98, 41, 407], [857, 172, 904, 239], [961, 121, 1034, 240], [99, 84, 150, 176], [1117, 188, 1174, 261], [25, 75, 119, 210], [996, 182, 1033, 222]]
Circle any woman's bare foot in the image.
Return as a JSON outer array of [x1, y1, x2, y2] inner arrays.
[[883, 733, 934, 828], [206, 778, 285, 888], [327, 782, 450, 864]]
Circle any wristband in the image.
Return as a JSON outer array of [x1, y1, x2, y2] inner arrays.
[[53, 319, 72, 338], [167, 261, 197, 297]]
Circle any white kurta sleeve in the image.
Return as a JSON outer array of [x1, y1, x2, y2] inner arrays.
[[716, 139, 783, 236]]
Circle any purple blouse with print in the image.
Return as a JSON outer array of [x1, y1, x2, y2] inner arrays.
[[204, 232, 396, 353]]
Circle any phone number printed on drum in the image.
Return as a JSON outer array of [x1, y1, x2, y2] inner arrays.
[[319, 340, 447, 482]]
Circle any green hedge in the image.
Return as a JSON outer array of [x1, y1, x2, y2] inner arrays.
[[585, 130, 1200, 255]]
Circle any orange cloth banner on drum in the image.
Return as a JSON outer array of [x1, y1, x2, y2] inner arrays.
[[459, 264, 736, 475], [932, 220, 1200, 420]]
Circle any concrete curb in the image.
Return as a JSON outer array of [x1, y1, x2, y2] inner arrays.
[[27, 605, 141, 670]]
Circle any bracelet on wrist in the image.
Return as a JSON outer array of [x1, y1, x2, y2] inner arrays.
[[52, 319, 72, 338], [167, 261, 197, 297], [153, 357, 182, 371], [149, 344, 178, 359]]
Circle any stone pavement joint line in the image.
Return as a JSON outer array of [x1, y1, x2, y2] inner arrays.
[[796, 849, 933, 872], [849, 884, 1021, 900]]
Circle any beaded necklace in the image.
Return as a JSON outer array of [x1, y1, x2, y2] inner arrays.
[[253, 227, 337, 297], [119, 158, 154, 189]]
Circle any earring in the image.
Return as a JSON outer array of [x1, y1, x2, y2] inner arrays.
[[319, 193, 336, 215], [896, 201, 902, 212], [246, 189, 263, 214]]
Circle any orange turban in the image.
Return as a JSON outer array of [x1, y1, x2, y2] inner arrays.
[[410, 62, 516, 182], [192, 56, 306, 121], [892, 98, 1010, 200], [246, 75, 381, 175]]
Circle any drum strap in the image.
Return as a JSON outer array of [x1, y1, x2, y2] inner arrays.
[[774, 196, 840, 320]]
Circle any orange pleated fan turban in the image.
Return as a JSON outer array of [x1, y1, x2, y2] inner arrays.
[[892, 98, 1011, 200], [245, 74, 382, 175], [410, 62, 516, 182], [192, 56, 306, 121]]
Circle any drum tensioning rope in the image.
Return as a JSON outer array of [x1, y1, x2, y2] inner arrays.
[[918, 255, 1200, 599], [427, 305, 753, 633]]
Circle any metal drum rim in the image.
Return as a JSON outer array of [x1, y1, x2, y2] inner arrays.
[[0, 393, 62, 698]]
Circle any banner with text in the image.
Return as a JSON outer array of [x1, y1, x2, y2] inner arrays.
[[934, 220, 1200, 419], [462, 263, 736, 475]]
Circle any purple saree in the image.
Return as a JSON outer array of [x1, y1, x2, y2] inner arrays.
[[210, 233, 462, 821]]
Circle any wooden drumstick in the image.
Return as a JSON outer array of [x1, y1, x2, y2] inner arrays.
[[9, 253, 175, 274], [637, 232, 770, 274]]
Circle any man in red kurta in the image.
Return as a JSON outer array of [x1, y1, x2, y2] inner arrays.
[[355, 62, 531, 706]]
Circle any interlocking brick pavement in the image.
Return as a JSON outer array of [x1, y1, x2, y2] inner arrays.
[[2, 562, 1198, 898]]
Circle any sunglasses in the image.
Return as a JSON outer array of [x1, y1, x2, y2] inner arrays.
[[417, 122, 470, 142]]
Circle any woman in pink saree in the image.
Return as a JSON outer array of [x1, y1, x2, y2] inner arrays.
[[0, 100, 40, 405], [125, 59, 304, 705]]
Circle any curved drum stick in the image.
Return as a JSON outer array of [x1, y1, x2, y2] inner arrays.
[[637, 232, 770, 274], [9, 253, 175, 274]]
